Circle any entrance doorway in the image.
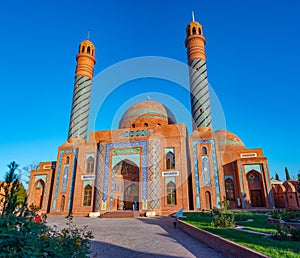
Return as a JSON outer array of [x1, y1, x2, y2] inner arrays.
[[250, 190, 263, 207], [205, 191, 212, 210], [247, 170, 265, 207], [124, 184, 139, 210], [112, 159, 139, 211]]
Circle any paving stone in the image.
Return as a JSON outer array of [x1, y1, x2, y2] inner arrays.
[[47, 216, 225, 258]]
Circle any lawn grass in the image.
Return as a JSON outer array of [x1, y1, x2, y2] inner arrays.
[[182, 212, 300, 258]]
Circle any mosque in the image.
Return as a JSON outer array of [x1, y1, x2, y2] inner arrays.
[[28, 17, 277, 216]]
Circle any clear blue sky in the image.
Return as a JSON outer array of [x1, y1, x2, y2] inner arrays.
[[0, 0, 299, 182]]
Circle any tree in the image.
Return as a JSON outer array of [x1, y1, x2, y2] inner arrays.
[[0, 161, 26, 216], [297, 171, 300, 193], [275, 173, 280, 181], [21, 161, 40, 185], [0, 161, 94, 257], [285, 167, 291, 181]]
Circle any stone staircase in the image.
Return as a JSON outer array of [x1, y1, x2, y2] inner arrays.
[[101, 210, 145, 218]]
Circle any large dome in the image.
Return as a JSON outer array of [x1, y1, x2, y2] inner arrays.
[[119, 100, 176, 129], [214, 130, 246, 149]]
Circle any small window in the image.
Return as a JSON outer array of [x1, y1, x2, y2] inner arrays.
[[157, 123, 161, 126], [144, 123, 148, 127], [132, 124, 135, 128], [62, 166, 69, 192], [167, 181, 176, 205], [198, 28, 201, 34], [66, 156, 70, 164], [202, 147, 207, 155], [83, 185, 92, 206], [87, 46, 91, 54], [192, 27, 197, 35], [81, 46, 85, 53], [86, 157, 94, 173], [166, 151, 175, 170]]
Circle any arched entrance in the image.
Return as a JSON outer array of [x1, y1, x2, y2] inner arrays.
[[112, 159, 139, 210], [247, 170, 265, 207], [124, 184, 139, 210]]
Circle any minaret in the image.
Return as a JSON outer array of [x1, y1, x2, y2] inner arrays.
[[68, 37, 96, 142], [185, 13, 212, 130]]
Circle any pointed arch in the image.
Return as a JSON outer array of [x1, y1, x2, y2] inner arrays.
[[225, 178, 235, 200], [167, 181, 176, 205], [61, 195, 65, 211], [166, 151, 175, 170], [83, 184, 92, 206], [86, 156, 94, 173]]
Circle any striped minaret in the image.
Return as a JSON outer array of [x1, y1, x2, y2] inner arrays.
[[185, 14, 212, 130], [68, 39, 96, 142]]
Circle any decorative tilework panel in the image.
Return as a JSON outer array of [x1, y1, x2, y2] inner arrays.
[[149, 140, 161, 210], [52, 149, 77, 211], [192, 139, 221, 208], [94, 143, 104, 211], [244, 164, 262, 174], [239, 165, 246, 207], [202, 156, 211, 186]]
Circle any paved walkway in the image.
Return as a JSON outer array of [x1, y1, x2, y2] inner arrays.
[[47, 216, 225, 258]]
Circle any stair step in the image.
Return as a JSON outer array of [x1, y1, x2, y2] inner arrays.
[[101, 211, 145, 218]]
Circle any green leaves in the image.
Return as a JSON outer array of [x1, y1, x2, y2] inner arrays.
[[0, 161, 94, 257]]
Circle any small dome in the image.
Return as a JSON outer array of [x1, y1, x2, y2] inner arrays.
[[214, 130, 246, 149], [119, 100, 176, 129]]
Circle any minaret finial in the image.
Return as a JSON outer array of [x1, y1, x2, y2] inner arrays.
[[87, 29, 91, 40], [192, 11, 195, 22]]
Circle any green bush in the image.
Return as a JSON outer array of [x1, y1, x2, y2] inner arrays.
[[211, 213, 235, 228], [271, 209, 300, 222], [0, 161, 94, 257]]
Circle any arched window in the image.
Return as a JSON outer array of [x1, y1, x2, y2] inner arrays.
[[66, 156, 70, 164], [166, 151, 175, 170], [86, 157, 94, 173], [225, 179, 235, 200], [198, 28, 201, 34], [144, 123, 148, 127], [205, 191, 212, 209], [81, 46, 85, 53], [87, 46, 91, 54], [167, 181, 176, 205], [192, 27, 197, 35], [132, 124, 135, 128], [62, 165, 69, 192], [202, 147, 207, 155], [61, 195, 65, 211], [83, 185, 92, 206]]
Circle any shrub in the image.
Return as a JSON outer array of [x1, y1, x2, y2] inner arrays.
[[288, 226, 300, 242], [0, 161, 94, 257], [211, 213, 235, 228]]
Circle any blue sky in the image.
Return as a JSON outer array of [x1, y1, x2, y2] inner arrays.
[[0, 0, 299, 182]]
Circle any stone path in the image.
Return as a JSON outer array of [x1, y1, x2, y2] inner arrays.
[[47, 216, 225, 258]]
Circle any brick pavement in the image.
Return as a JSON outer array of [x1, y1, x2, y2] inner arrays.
[[47, 216, 225, 258]]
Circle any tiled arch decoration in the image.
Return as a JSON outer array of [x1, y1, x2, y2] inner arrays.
[[101, 141, 148, 209], [192, 139, 221, 209]]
